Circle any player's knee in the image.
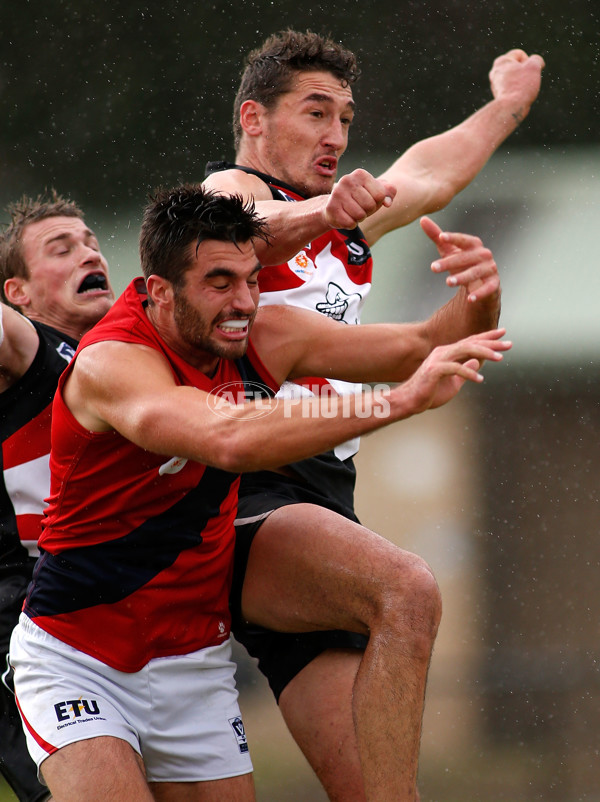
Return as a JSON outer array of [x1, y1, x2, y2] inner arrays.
[[379, 553, 442, 654]]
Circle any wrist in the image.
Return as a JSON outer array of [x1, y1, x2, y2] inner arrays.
[[492, 94, 531, 128]]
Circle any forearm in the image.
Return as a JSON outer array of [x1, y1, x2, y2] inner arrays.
[[364, 95, 532, 244], [394, 96, 528, 197], [201, 389, 403, 472], [426, 286, 501, 348], [253, 197, 331, 266]]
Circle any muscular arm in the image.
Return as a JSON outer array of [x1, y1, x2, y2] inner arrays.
[[65, 327, 509, 474], [248, 215, 502, 384], [361, 49, 545, 246], [203, 167, 394, 266], [0, 302, 40, 392]]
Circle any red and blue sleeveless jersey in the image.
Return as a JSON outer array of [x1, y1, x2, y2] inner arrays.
[[24, 278, 278, 672]]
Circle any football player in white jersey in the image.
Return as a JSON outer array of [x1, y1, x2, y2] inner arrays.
[[204, 29, 544, 802]]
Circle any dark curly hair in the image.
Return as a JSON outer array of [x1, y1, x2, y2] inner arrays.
[[233, 29, 359, 149], [139, 184, 269, 288]]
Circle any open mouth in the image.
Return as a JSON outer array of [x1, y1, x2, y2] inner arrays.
[[316, 157, 337, 175], [218, 319, 249, 334], [77, 272, 108, 294]]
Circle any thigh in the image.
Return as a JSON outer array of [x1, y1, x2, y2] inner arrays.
[[149, 773, 255, 802], [241, 503, 416, 634], [41, 736, 151, 802]]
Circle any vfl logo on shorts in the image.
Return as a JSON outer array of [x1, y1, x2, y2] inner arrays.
[[229, 716, 249, 754], [54, 698, 106, 730]]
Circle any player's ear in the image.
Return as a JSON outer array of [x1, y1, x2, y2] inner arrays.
[[3, 277, 30, 310], [146, 274, 174, 309], [239, 100, 265, 137]]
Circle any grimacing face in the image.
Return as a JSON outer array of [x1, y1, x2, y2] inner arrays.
[[258, 70, 355, 197], [16, 216, 114, 337], [169, 238, 261, 368]]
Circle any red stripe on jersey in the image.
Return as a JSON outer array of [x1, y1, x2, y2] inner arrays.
[[3, 404, 52, 469], [295, 376, 338, 396], [258, 265, 305, 293], [17, 514, 43, 543]]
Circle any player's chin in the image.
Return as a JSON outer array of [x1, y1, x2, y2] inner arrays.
[[215, 340, 249, 360], [305, 174, 336, 198]]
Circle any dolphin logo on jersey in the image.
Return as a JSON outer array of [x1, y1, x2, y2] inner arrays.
[[316, 282, 363, 324]]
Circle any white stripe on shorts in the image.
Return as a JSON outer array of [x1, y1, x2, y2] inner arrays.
[[234, 510, 275, 526]]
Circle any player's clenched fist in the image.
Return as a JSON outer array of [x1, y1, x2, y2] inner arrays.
[[324, 168, 396, 230]]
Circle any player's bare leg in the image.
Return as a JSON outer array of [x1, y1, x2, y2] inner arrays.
[[149, 773, 255, 801], [279, 648, 365, 801], [41, 737, 153, 802], [240, 503, 441, 802]]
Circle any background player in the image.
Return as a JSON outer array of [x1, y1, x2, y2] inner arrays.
[[0, 192, 115, 802]]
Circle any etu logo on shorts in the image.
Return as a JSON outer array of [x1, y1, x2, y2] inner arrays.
[[229, 716, 249, 754], [55, 698, 100, 722]]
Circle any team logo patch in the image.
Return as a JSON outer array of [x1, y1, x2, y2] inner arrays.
[[316, 282, 362, 323], [288, 250, 316, 281], [229, 716, 249, 753], [54, 698, 106, 730], [158, 456, 189, 475], [57, 341, 76, 363]]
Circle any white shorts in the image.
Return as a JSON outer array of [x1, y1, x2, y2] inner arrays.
[[10, 615, 253, 783]]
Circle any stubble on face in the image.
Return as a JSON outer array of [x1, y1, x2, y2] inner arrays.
[[172, 286, 253, 362], [257, 71, 354, 199]]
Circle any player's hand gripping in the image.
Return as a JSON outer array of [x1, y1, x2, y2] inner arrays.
[[394, 328, 512, 414], [421, 216, 500, 304], [324, 168, 396, 230]]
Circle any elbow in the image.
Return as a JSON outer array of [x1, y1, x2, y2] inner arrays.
[[424, 179, 462, 214], [204, 427, 261, 474]]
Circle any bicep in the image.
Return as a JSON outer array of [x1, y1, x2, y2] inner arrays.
[[65, 342, 193, 447], [252, 306, 431, 384]]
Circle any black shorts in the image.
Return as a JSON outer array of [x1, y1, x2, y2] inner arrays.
[[0, 573, 50, 802], [232, 471, 368, 702]]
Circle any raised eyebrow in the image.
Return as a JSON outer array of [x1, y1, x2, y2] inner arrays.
[[303, 92, 356, 112]]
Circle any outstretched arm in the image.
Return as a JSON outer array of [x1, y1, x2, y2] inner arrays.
[[252, 219, 503, 384], [66, 329, 509, 475], [361, 49, 545, 246]]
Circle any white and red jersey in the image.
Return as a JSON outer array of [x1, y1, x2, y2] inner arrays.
[[24, 278, 279, 672], [0, 322, 77, 564], [205, 163, 375, 512]]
